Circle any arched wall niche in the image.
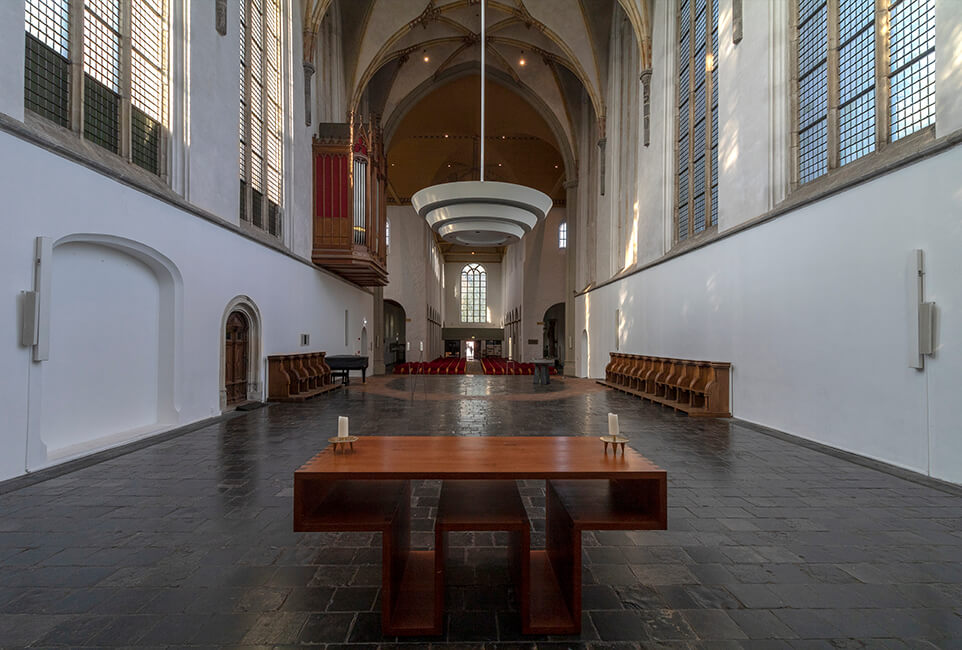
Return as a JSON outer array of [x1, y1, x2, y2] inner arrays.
[[28, 234, 183, 469], [219, 296, 264, 411]]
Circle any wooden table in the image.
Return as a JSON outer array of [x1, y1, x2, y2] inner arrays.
[[293, 436, 667, 636]]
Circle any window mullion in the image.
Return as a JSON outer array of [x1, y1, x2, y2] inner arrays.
[[686, 0, 696, 240], [874, 0, 891, 150], [119, 0, 132, 161], [826, 0, 841, 170], [704, 0, 714, 230], [69, 0, 85, 133], [259, 0, 270, 223], [789, 0, 800, 190], [242, 0, 254, 220], [159, 0, 170, 180]]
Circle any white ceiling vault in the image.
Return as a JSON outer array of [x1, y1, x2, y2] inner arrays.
[[301, 0, 654, 152]]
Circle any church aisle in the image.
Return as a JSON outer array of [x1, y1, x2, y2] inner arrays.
[[0, 376, 960, 647]]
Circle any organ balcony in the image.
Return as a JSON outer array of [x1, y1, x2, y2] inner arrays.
[[311, 122, 388, 286]]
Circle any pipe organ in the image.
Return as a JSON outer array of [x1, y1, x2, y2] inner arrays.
[[311, 121, 388, 286]]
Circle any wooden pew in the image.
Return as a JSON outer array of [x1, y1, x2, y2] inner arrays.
[[598, 353, 731, 417], [268, 351, 341, 402]]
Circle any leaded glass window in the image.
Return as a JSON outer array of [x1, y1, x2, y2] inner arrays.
[[460, 264, 487, 323], [240, 0, 284, 237], [676, 0, 718, 243], [889, 0, 936, 140], [559, 222, 567, 249], [795, 0, 935, 184], [24, 0, 168, 175], [25, 0, 71, 127]]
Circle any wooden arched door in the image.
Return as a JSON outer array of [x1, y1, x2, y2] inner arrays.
[[225, 311, 249, 406]]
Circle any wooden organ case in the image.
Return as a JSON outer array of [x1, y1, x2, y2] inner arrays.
[[311, 121, 388, 286]]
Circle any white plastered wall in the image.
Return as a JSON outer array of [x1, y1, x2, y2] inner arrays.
[[385, 205, 443, 359], [521, 208, 568, 361], [0, 2, 373, 482], [0, 131, 372, 481], [573, 0, 962, 484]]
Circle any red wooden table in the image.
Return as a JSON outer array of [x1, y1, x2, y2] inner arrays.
[[293, 436, 667, 636]]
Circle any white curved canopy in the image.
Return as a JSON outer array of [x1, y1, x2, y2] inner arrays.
[[412, 181, 552, 247]]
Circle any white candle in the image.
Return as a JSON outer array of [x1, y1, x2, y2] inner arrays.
[[338, 416, 349, 438], [608, 413, 619, 437]]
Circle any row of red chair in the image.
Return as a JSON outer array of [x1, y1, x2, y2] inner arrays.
[[393, 357, 466, 375], [481, 357, 558, 376]]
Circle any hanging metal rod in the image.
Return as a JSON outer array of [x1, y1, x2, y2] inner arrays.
[[480, 0, 485, 182]]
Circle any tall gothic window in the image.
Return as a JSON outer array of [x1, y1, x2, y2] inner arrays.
[[559, 221, 567, 249], [460, 263, 487, 323], [240, 0, 283, 237], [676, 0, 718, 243], [796, 0, 935, 185], [24, 0, 168, 175]]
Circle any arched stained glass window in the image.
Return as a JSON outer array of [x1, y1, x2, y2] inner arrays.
[[460, 263, 486, 323]]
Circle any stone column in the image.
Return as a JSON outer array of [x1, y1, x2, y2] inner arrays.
[[372, 287, 385, 375], [303, 62, 315, 127], [564, 179, 578, 376]]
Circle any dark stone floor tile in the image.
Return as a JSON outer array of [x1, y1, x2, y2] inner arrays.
[[447, 611, 499, 642], [583, 585, 624, 610], [86, 614, 160, 646], [681, 609, 748, 640], [1, 376, 962, 646], [269, 565, 321, 587], [772, 609, 843, 639], [591, 609, 695, 642], [728, 609, 798, 639], [241, 611, 309, 644], [346, 611, 383, 643], [35, 614, 112, 645], [328, 586, 379, 611], [296, 611, 355, 644]]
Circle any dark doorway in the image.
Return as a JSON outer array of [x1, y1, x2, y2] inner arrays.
[[225, 311, 249, 406], [542, 302, 565, 367], [384, 300, 406, 370]]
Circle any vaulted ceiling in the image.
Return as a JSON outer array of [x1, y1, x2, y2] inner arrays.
[[300, 0, 653, 262], [385, 75, 565, 204], [302, 0, 654, 160]]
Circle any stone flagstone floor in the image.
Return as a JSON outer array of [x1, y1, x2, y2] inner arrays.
[[1, 375, 961, 648]]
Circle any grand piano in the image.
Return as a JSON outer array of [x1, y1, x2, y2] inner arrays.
[[325, 355, 369, 384]]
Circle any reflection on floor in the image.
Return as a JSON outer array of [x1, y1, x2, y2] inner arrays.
[[0, 375, 961, 647]]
